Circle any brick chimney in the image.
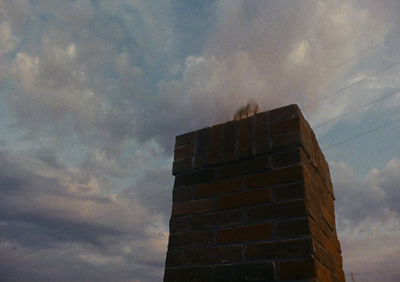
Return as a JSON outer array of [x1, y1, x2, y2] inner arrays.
[[164, 104, 345, 281]]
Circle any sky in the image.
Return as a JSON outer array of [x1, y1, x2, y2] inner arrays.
[[1, 0, 400, 281]]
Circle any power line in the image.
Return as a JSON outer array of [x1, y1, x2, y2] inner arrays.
[[322, 116, 400, 151]]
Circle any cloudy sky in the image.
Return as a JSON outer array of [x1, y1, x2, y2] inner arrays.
[[1, 0, 400, 281]]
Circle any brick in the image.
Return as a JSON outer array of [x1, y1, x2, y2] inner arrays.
[[315, 260, 334, 282], [247, 200, 306, 222], [190, 213, 215, 229], [276, 218, 310, 238], [217, 188, 271, 210], [208, 124, 223, 164], [193, 178, 243, 198], [169, 216, 190, 233], [271, 131, 301, 151], [164, 266, 212, 282], [174, 145, 194, 160], [213, 262, 275, 281], [173, 186, 192, 202], [171, 199, 214, 217], [216, 223, 273, 244], [194, 127, 209, 168], [222, 121, 238, 162], [270, 117, 300, 136], [278, 258, 315, 280], [172, 158, 192, 175], [216, 155, 270, 179], [309, 218, 342, 258], [168, 231, 214, 248], [165, 250, 183, 267], [246, 238, 312, 260], [253, 112, 269, 155], [175, 131, 195, 148], [313, 240, 336, 274], [215, 209, 243, 226], [245, 166, 303, 188], [185, 246, 243, 264], [238, 117, 253, 158], [268, 104, 301, 123], [270, 147, 301, 169], [273, 181, 305, 201], [174, 169, 215, 187]]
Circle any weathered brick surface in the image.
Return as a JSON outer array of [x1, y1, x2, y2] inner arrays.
[[164, 104, 344, 281]]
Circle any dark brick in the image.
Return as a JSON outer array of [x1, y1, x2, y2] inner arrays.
[[165, 250, 183, 267], [171, 199, 214, 217], [247, 200, 307, 222], [208, 124, 223, 164], [175, 131, 195, 148], [245, 166, 303, 188], [173, 186, 192, 202], [185, 246, 243, 264], [169, 216, 190, 233], [223, 121, 238, 162], [168, 231, 214, 248], [217, 188, 271, 210], [174, 145, 194, 160], [276, 218, 310, 238], [213, 262, 275, 281], [246, 238, 312, 260], [273, 181, 305, 201], [174, 169, 215, 187], [190, 213, 215, 229], [193, 178, 243, 198], [270, 117, 300, 135], [271, 131, 301, 151], [172, 158, 192, 175], [253, 112, 269, 155], [194, 127, 210, 168], [215, 209, 243, 226], [217, 155, 270, 179], [164, 266, 212, 282], [238, 117, 253, 158], [278, 258, 315, 280], [216, 223, 273, 244]]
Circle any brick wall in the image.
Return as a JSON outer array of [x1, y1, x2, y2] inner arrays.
[[164, 104, 345, 281]]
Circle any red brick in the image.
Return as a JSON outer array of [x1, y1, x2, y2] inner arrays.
[[222, 121, 238, 162], [194, 127, 209, 168], [245, 166, 303, 188], [190, 213, 215, 229], [247, 200, 306, 222], [273, 181, 305, 201], [270, 147, 301, 169], [164, 266, 212, 282], [276, 218, 310, 238], [216, 155, 270, 179], [174, 145, 194, 160], [278, 258, 316, 280], [208, 124, 223, 164], [168, 231, 214, 248], [315, 260, 333, 282], [270, 117, 300, 135], [171, 199, 214, 217], [175, 131, 195, 148], [213, 262, 275, 281], [193, 178, 243, 198], [238, 117, 253, 158], [217, 188, 271, 210], [253, 112, 269, 155], [246, 238, 312, 260], [271, 131, 301, 151], [215, 209, 243, 227], [216, 223, 273, 244], [185, 246, 243, 264]]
